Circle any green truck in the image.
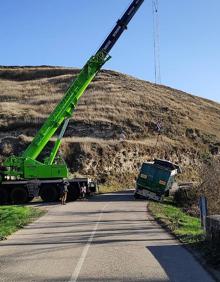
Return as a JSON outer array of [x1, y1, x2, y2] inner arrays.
[[134, 159, 181, 201]]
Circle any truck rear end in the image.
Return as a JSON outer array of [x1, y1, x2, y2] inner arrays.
[[134, 159, 180, 201]]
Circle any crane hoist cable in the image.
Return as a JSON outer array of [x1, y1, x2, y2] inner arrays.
[[152, 0, 161, 84]]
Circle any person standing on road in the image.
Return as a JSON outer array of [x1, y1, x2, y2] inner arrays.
[[60, 180, 69, 205], [80, 184, 87, 200]]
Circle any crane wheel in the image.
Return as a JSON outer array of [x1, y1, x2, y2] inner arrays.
[[10, 187, 28, 204], [0, 187, 8, 204], [40, 186, 58, 202]]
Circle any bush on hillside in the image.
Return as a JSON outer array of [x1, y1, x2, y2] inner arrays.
[[174, 158, 220, 216], [198, 158, 220, 215]]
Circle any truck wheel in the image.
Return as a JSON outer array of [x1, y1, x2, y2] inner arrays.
[[0, 187, 8, 204], [27, 196, 34, 202], [10, 187, 28, 204], [67, 186, 80, 201], [134, 193, 140, 199], [40, 186, 58, 202]]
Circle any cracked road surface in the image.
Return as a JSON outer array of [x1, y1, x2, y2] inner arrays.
[[0, 192, 214, 282]]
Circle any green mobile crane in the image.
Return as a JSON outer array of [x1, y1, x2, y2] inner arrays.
[[0, 0, 144, 204]]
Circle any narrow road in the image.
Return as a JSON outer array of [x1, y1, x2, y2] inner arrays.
[[0, 192, 214, 282]]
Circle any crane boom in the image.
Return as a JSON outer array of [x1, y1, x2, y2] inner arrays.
[[97, 0, 144, 54], [22, 52, 109, 160], [2, 0, 144, 180]]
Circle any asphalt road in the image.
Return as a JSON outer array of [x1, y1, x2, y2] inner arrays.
[[0, 192, 214, 282]]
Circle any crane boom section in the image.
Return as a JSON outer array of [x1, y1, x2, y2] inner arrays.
[[22, 52, 109, 160], [98, 0, 144, 54]]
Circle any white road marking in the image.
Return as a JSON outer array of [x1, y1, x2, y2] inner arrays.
[[69, 203, 109, 282]]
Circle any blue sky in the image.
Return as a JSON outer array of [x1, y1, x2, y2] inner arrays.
[[1, 0, 220, 103]]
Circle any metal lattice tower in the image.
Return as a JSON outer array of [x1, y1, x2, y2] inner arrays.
[[152, 0, 161, 84]]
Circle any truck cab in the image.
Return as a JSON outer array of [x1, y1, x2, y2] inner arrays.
[[134, 159, 181, 201]]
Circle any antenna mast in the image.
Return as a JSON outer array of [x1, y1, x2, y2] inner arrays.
[[152, 0, 161, 84]]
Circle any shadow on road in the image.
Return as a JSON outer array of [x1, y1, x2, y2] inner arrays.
[[1, 238, 174, 247], [22, 191, 139, 208], [90, 191, 138, 202], [147, 245, 212, 282]]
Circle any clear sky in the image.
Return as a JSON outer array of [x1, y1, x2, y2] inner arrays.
[[1, 0, 220, 103]]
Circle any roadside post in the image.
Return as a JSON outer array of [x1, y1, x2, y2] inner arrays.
[[199, 196, 208, 232]]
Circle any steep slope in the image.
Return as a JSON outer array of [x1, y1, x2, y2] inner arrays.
[[0, 66, 220, 187]]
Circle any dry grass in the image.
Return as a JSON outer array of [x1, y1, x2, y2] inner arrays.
[[1, 66, 220, 186], [1, 67, 220, 140]]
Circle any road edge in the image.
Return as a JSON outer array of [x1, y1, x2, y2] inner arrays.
[[146, 202, 220, 282]]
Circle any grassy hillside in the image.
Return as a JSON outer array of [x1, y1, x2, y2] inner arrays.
[[1, 66, 220, 188]]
